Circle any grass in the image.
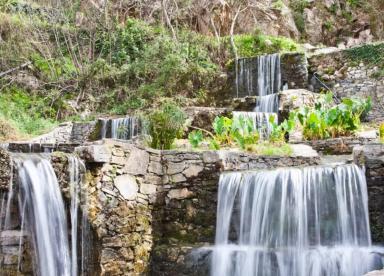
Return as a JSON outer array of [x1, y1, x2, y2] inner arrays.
[[246, 142, 293, 156]]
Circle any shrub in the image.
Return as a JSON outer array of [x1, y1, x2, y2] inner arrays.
[[147, 102, 186, 150]]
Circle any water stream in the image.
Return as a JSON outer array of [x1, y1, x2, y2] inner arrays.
[[211, 164, 384, 276]]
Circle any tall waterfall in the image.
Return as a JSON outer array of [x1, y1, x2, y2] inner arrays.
[[100, 116, 140, 140], [211, 164, 384, 276], [0, 154, 91, 276]]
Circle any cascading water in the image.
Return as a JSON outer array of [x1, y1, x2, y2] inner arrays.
[[100, 117, 140, 140], [232, 111, 277, 139], [211, 164, 384, 276], [236, 54, 281, 98], [11, 154, 71, 275], [0, 153, 93, 276], [234, 54, 281, 137]]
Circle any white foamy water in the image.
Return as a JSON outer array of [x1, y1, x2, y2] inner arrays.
[[211, 164, 384, 276]]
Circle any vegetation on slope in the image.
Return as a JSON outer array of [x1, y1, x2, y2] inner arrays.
[[0, 1, 301, 139]]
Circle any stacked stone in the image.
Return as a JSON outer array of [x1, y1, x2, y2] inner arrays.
[[354, 144, 384, 243]]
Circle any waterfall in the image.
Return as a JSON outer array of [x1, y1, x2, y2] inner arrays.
[[211, 164, 384, 276], [254, 94, 279, 113], [0, 153, 92, 276], [236, 54, 281, 98], [100, 117, 140, 140], [11, 154, 71, 276], [233, 111, 277, 139], [235, 54, 281, 135]]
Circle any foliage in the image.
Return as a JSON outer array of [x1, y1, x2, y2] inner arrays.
[[269, 113, 296, 143], [293, 92, 372, 140], [0, 86, 57, 137], [232, 32, 300, 58], [188, 130, 203, 148], [147, 101, 186, 150]]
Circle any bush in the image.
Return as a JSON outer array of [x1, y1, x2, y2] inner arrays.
[[147, 102, 186, 150]]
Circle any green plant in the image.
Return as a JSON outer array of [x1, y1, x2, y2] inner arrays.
[[147, 102, 186, 150], [293, 92, 372, 140], [188, 130, 203, 148], [269, 113, 296, 143], [246, 142, 293, 156]]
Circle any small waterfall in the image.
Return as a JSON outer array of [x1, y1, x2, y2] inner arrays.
[[100, 117, 140, 140], [211, 164, 384, 276], [0, 153, 93, 276], [233, 111, 277, 139], [236, 54, 281, 98], [12, 154, 71, 275], [254, 94, 279, 113], [235, 54, 281, 133]]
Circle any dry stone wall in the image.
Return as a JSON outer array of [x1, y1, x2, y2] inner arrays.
[[354, 144, 384, 243]]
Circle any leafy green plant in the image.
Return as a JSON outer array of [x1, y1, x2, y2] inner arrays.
[[147, 102, 186, 150], [188, 130, 203, 148], [293, 92, 371, 140], [269, 113, 296, 143]]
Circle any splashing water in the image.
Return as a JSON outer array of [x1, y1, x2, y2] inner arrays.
[[211, 164, 384, 276]]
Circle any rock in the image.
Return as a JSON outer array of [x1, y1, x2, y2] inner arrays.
[[166, 162, 185, 175], [290, 144, 319, 158], [202, 151, 220, 163], [148, 161, 163, 175], [365, 269, 384, 276], [0, 230, 26, 246], [123, 148, 150, 175], [140, 184, 157, 195], [76, 145, 111, 163], [168, 188, 194, 199], [114, 175, 138, 200], [183, 164, 204, 178], [169, 173, 187, 183]]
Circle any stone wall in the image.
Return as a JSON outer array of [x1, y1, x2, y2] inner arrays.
[[354, 144, 384, 243], [71, 121, 97, 143], [281, 52, 308, 90], [308, 47, 384, 122]]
